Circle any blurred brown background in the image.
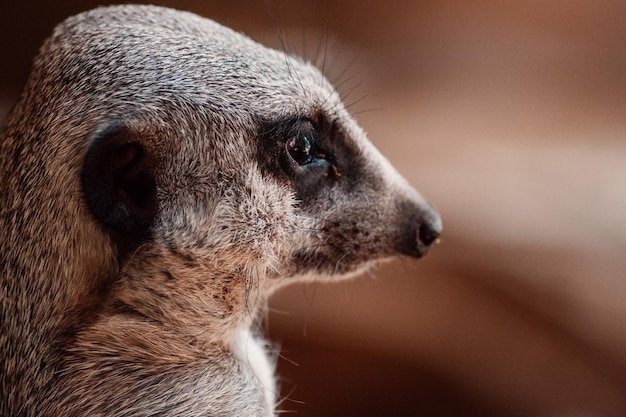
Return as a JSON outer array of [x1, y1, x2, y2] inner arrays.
[[2, 1, 626, 416]]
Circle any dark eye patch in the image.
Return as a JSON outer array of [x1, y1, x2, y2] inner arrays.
[[255, 111, 371, 206], [257, 116, 332, 172]]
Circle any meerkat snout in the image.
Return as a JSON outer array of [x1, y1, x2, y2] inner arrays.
[[0, 5, 441, 416]]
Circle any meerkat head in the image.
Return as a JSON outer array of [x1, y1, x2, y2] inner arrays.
[[18, 5, 440, 327], [0, 5, 441, 415]]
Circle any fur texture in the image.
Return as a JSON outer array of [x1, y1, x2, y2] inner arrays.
[[0, 5, 441, 416]]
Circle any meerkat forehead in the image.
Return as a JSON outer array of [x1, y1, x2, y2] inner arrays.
[[46, 4, 342, 124]]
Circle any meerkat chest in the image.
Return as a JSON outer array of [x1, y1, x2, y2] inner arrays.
[[232, 328, 277, 416]]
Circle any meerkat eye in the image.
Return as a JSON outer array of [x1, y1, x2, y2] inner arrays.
[[285, 132, 315, 165], [275, 121, 336, 181]]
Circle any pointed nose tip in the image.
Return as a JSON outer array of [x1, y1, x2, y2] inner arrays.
[[394, 198, 442, 258], [416, 209, 442, 256], [418, 212, 442, 247]]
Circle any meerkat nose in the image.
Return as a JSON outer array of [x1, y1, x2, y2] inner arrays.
[[418, 210, 442, 247], [415, 206, 442, 257], [394, 199, 442, 258]]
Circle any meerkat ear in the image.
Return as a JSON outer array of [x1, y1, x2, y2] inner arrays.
[[82, 123, 157, 242]]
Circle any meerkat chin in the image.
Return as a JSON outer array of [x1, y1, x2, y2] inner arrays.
[[0, 5, 441, 416]]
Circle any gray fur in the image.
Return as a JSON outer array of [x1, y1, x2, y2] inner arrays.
[[0, 5, 441, 416]]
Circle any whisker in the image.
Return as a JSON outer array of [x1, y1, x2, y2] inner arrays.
[[349, 107, 386, 117], [275, 382, 305, 411], [344, 91, 374, 112], [319, 25, 329, 90], [330, 50, 362, 88], [276, 26, 306, 97], [277, 351, 300, 368], [333, 252, 350, 275], [302, 280, 321, 337], [332, 74, 360, 96]]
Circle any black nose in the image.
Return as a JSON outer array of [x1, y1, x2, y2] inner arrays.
[[416, 208, 442, 255], [395, 199, 442, 258], [419, 217, 441, 247]]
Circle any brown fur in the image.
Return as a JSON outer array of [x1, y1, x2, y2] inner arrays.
[[0, 5, 441, 416]]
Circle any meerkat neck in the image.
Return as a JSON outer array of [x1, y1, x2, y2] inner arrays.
[[109, 253, 267, 345]]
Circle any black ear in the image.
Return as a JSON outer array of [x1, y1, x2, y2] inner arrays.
[[82, 123, 157, 243]]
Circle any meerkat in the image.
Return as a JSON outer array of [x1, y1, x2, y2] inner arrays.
[[0, 4, 441, 416]]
